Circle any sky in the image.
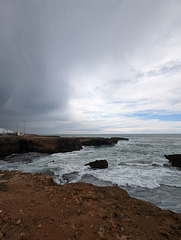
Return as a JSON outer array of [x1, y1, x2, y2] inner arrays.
[[0, 0, 181, 134]]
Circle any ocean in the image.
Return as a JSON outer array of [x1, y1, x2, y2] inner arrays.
[[1, 134, 181, 213]]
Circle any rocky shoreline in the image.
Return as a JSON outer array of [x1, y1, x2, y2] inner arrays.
[[0, 135, 128, 158], [0, 170, 181, 240]]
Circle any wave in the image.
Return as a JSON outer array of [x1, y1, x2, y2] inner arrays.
[[56, 169, 161, 189]]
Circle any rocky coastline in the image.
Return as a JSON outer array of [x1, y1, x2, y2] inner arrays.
[[0, 135, 128, 159], [1, 135, 181, 239], [0, 170, 181, 240]]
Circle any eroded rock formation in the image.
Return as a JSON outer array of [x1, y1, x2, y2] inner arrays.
[[0, 136, 82, 158], [79, 137, 128, 146], [0, 135, 127, 158]]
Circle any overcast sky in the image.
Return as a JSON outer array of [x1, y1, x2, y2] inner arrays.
[[0, 0, 181, 134]]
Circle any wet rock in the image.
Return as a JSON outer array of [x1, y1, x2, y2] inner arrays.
[[0, 136, 82, 158], [0, 136, 128, 158], [85, 160, 108, 169], [62, 172, 79, 183], [165, 154, 181, 168], [79, 137, 128, 147]]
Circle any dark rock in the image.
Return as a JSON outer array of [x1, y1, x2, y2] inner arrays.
[[110, 137, 129, 142], [165, 154, 181, 168], [0, 136, 82, 158], [79, 137, 128, 147], [0, 135, 128, 159], [62, 171, 79, 183], [85, 160, 108, 169]]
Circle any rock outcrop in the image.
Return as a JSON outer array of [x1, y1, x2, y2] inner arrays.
[[79, 137, 128, 147], [0, 135, 128, 158], [85, 160, 108, 169], [165, 154, 181, 168], [0, 136, 82, 158], [0, 170, 181, 240]]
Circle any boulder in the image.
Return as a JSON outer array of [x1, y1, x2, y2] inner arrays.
[[165, 154, 181, 168], [85, 160, 108, 169]]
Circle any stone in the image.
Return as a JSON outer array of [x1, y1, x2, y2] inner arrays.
[[16, 219, 21, 225], [18, 232, 26, 240], [85, 160, 108, 169], [165, 154, 181, 168]]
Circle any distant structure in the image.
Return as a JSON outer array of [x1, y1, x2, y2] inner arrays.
[[15, 131, 24, 136], [0, 128, 24, 136]]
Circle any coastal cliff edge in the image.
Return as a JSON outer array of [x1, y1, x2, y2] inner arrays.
[[0, 170, 181, 240]]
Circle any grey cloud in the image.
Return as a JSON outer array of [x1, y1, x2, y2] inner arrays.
[[147, 61, 181, 77], [158, 61, 181, 75], [0, 0, 180, 134], [0, 1, 70, 131], [0, 0, 124, 132], [104, 79, 129, 87]]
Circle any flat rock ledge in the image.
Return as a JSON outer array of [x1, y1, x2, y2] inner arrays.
[[0, 170, 181, 240], [0, 135, 128, 158]]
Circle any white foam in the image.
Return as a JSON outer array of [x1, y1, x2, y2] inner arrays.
[[1, 134, 181, 212]]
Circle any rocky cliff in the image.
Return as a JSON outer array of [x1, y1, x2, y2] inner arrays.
[[0, 135, 127, 158], [78, 137, 128, 146], [0, 170, 181, 240], [0, 136, 82, 158]]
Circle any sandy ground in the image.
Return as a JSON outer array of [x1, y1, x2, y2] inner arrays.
[[0, 170, 181, 240]]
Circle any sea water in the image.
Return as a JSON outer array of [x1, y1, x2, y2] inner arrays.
[[1, 134, 181, 213]]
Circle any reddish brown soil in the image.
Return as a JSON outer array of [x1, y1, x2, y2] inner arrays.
[[0, 170, 181, 240]]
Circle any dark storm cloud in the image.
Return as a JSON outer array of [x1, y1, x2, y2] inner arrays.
[[0, 0, 124, 132], [0, 0, 70, 129]]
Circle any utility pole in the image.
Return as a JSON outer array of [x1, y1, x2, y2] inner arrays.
[[17, 122, 19, 133], [24, 120, 26, 135]]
